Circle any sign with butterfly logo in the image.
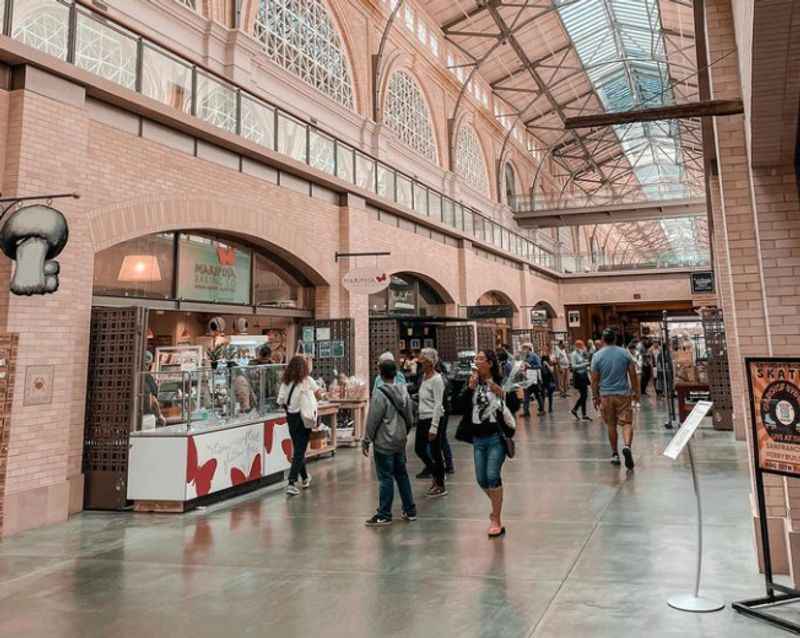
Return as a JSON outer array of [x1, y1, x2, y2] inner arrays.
[[342, 267, 390, 295]]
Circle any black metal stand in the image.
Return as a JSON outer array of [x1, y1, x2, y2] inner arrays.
[[733, 358, 800, 635], [660, 311, 677, 429]]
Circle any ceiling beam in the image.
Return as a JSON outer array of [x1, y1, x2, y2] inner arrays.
[[564, 99, 744, 129]]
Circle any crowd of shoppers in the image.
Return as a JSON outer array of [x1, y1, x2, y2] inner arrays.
[[283, 328, 655, 539]]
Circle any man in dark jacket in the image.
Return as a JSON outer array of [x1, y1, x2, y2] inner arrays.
[[362, 360, 417, 527]]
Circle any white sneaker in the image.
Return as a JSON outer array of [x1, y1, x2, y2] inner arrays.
[[301, 476, 312, 489], [286, 484, 300, 496]]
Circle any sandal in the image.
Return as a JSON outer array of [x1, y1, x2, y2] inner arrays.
[[488, 524, 506, 538]]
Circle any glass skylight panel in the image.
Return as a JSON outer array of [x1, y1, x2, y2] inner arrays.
[[429, 34, 438, 56], [404, 6, 414, 30]]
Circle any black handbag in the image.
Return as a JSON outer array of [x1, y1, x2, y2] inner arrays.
[[495, 419, 516, 459]]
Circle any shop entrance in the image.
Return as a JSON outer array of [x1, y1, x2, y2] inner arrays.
[[565, 300, 695, 345], [84, 231, 319, 510], [472, 290, 518, 351]]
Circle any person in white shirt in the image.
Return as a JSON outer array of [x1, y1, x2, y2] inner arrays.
[[415, 347, 447, 498], [554, 340, 571, 397], [277, 355, 324, 496]]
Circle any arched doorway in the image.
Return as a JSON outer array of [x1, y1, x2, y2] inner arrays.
[[368, 272, 472, 374], [474, 290, 518, 352], [84, 229, 343, 511]]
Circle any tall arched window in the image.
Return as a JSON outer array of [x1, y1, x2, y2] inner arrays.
[[253, 0, 354, 110], [384, 71, 437, 164], [455, 124, 489, 196], [504, 163, 517, 205]]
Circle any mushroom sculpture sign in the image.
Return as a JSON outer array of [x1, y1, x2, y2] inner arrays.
[[0, 205, 69, 296]]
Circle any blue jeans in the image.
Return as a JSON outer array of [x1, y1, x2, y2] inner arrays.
[[473, 432, 506, 489], [374, 450, 416, 519]]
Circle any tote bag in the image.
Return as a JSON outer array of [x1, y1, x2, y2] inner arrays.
[[298, 380, 319, 429]]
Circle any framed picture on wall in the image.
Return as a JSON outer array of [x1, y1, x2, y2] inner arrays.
[[399, 339, 406, 351], [568, 310, 581, 328], [423, 339, 434, 348], [410, 338, 421, 350]]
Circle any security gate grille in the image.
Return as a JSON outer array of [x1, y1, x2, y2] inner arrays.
[[298, 318, 354, 380], [437, 324, 475, 362], [0, 334, 19, 531], [83, 306, 147, 509], [368, 319, 399, 375], [477, 326, 495, 353], [701, 307, 733, 431]]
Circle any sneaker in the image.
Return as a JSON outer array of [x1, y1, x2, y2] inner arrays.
[[416, 470, 432, 480], [537, 410, 546, 416], [401, 511, 417, 522], [365, 515, 392, 527], [582, 416, 592, 422], [286, 484, 300, 496], [301, 476, 312, 489], [426, 485, 448, 498], [622, 447, 635, 470], [610, 453, 621, 466]]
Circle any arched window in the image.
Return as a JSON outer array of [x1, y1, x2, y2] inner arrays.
[[455, 124, 489, 196], [253, 0, 354, 110], [384, 71, 437, 164], [504, 163, 517, 205]]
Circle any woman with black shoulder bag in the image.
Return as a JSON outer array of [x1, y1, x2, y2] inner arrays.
[[455, 350, 515, 539], [570, 340, 592, 421]]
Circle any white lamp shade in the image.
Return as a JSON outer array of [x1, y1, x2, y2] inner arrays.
[[118, 255, 162, 283]]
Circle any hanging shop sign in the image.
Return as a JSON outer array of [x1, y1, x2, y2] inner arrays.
[[690, 271, 715, 295], [747, 358, 800, 475], [178, 239, 251, 305], [342, 267, 389, 295], [466, 305, 514, 320], [530, 309, 549, 326]]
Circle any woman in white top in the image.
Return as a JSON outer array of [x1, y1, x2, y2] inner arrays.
[[414, 348, 447, 498], [277, 355, 324, 496]]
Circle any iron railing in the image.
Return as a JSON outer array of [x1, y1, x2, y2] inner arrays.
[[0, 0, 559, 271]]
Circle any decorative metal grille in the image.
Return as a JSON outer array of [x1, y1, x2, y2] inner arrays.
[[701, 307, 733, 431], [477, 326, 495, 353], [75, 11, 137, 90], [0, 334, 19, 533], [83, 307, 146, 510], [384, 71, 437, 163], [455, 123, 489, 196], [176, 0, 196, 8], [437, 325, 474, 363], [254, 0, 354, 110], [11, 0, 70, 61], [368, 319, 399, 376], [299, 319, 354, 381]]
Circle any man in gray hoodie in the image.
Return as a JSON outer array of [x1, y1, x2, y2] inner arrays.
[[362, 360, 417, 527]]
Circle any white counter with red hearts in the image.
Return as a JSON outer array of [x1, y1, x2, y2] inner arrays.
[[127, 412, 298, 510]]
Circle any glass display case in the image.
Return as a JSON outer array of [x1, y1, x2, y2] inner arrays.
[[139, 363, 285, 431]]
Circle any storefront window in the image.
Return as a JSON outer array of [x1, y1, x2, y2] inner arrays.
[[94, 233, 175, 299], [388, 275, 416, 314], [177, 234, 251, 305], [253, 253, 311, 309], [368, 273, 445, 317]]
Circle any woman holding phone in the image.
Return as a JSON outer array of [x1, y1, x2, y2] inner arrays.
[[456, 350, 514, 538]]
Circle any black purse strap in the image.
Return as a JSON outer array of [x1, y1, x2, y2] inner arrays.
[[285, 383, 297, 415]]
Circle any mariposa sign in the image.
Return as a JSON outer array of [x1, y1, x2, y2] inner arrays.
[[342, 267, 390, 295]]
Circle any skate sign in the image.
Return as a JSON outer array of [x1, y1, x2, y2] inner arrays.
[[663, 400, 713, 460]]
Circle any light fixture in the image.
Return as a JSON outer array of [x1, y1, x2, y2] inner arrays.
[[117, 255, 162, 283]]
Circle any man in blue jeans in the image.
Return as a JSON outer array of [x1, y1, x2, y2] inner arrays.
[[362, 360, 417, 526]]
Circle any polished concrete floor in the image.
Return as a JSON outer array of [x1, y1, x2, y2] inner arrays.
[[0, 396, 793, 637]]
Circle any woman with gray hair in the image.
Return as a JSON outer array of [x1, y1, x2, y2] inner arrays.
[[415, 347, 447, 497]]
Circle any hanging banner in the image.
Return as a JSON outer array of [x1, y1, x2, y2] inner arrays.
[[466, 305, 514, 320], [747, 358, 800, 476], [530, 309, 549, 326], [342, 267, 389, 295], [178, 239, 251, 304]]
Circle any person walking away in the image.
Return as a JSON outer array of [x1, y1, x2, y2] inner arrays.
[[278, 356, 324, 495], [570, 340, 592, 421], [540, 355, 556, 413], [415, 348, 447, 497], [639, 339, 654, 396], [362, 359, 417, 526], [372, 351, 406, 392], [498, 349, 513, 382], [456, 350, 514, 538], [591, 329, 640, 469], [435, 360, 456, 475], [554, 340, 570, 397], [627, 340, 642, 393], [522, 345, 546, 416]]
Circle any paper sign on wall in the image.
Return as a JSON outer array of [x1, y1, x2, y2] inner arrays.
[[663, 400, 713, 460]]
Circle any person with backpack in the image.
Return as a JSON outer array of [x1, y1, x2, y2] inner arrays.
[[372, 351, 406, 392], [415, 348, 447, 498], [277, 355, 324, 496], [362, 359, 417, 527]]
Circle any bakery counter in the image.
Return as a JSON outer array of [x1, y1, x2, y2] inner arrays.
[[128, 404, 339, 512]]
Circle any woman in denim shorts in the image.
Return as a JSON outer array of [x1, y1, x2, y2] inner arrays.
[[456, 350, 514, 538]]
